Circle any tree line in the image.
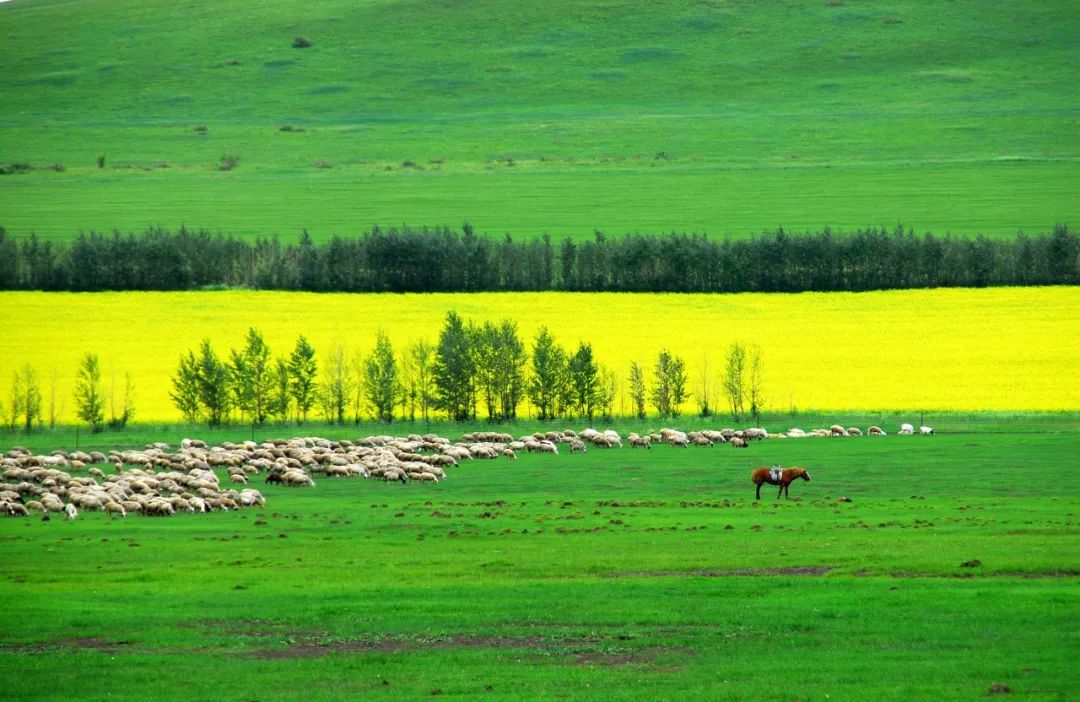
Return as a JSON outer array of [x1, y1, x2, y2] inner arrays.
[[164, 314, 764, 429], [1, 223, 1076, 293], [1, 314, 769, 431]]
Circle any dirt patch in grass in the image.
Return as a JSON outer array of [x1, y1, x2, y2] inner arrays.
[[604, 566, 833, 578], [852, 570, 1080, 579], [571, 646, 684, 668], [243, 632, 687, 664], [2, 637, 142, 654], [248, 634, 571, 659]]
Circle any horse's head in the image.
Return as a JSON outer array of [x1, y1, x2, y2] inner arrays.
[[796, 467, 811, 481]]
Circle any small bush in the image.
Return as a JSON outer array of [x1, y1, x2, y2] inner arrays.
[[224, 58, 242, 66], [401, 160, 418, 169], [218, 154, 239, 171], [0, 162, 33, 175], [45, 162, 65, 172], [279, 124, 306, 133], [194, 125, 208, 134], [313, 159, 333, 169], [292, 36, 313, 48], [96, 154, 106, 169]]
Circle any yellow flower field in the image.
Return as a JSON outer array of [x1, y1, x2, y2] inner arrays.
[[1, 287, 1078, 421]]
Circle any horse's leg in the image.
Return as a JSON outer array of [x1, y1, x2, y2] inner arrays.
[[755, 482, 762, 500]]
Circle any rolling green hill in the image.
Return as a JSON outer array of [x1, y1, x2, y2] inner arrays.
[[1, 0, 1077, 241]]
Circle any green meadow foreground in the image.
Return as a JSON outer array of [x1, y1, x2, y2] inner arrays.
[[2, 424, 1077, 700], [1, 0, 1077, 240]]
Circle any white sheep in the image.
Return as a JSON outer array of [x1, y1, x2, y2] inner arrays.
[[64, 503, 78, 520], [899, 423, 915, 435], [920, 426, 934, 435]]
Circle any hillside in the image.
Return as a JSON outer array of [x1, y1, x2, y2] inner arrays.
[[1, 0, 1077, 241]]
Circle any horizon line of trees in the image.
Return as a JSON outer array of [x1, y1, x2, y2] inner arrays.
[[1, 223, 1076, 294]]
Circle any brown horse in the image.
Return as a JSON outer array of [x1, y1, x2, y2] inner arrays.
[[751, 466, 811, 500]]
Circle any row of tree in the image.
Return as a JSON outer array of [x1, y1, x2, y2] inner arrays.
[[3, 356, 134, 432], [2, 223, 1076, 293], [165, 314, 766, 428]]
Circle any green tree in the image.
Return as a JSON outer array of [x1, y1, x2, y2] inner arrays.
[[268, 357, 292, 423], [229, 347, 251, 422], [651, 349, 688, 418], [650, 351, 672, 417], [669, 353, 689, 418], [722, 342, 747, 421], [47, 370, 63, 429], [364, 331, 400, 422], [747, 344, 765, 426], [320, 342, 354, 424], [472, 321, 499, 420], [495, 320, 527, 421], [230, 327, 272, 424], [287, 335, 318, 424], [527, 326, 565, 420], [628, 361, 647, 419], [74, 353, 105, 432], [474, 319, 527, 421], [596, 364, 618, 421], [696, 353, 714, 418], [108, 371, 135, 429], [170, 350, 201, 423], [398, 346, 416, 422], [11, 364, 42, 432], [567, 342, 599, 420], [410, 339, 435, 425], [196, 339, 230, 426], [433, 311, 475, 421]]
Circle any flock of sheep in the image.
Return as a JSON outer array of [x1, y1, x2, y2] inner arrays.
[[0, 443, 267, 520], [0, 422, 932, 520]]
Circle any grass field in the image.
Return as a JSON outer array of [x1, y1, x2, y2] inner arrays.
[[1, 287, 1078, 422], [1, 426, 1077, 700], [1, 0, 1077, 241]]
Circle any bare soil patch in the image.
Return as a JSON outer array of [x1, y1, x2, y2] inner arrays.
[[247, 633, 578, 659], [1, 637, 138, 654], [604, 566, 833, 578]]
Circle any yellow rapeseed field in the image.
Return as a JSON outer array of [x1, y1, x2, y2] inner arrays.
[[1, 287, 1078, 421]]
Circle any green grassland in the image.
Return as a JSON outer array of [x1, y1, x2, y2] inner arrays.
[[2, 421, 1078, 700], [1, 0, 1078, 241]]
